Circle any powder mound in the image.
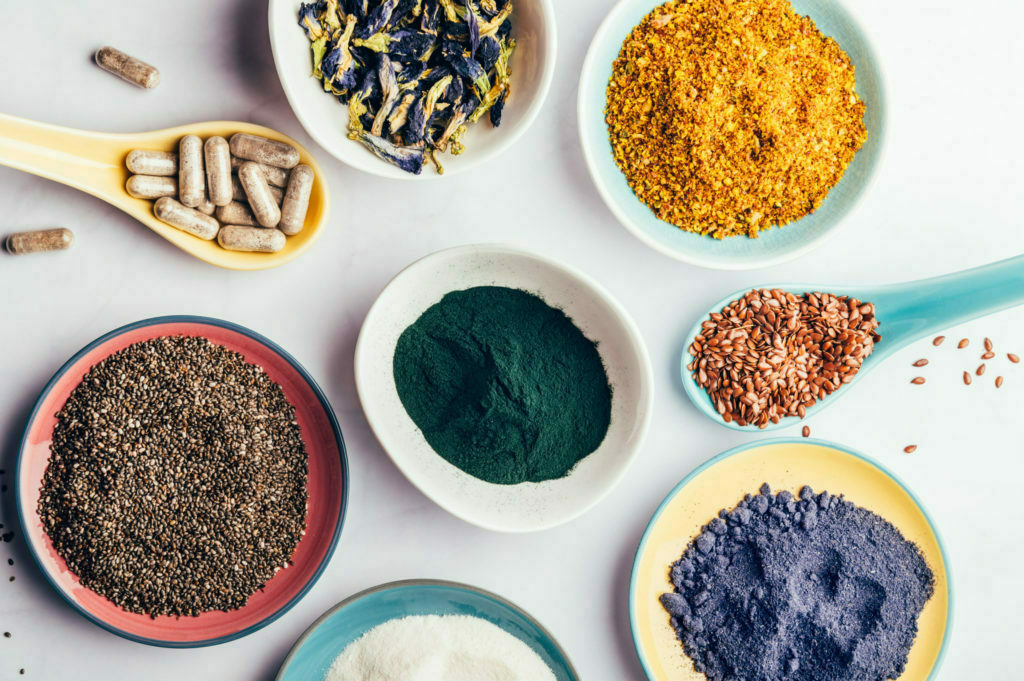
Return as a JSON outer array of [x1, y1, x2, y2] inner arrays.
[[661, 484, 934, 681], [325, 614, 557, 681], [606, 0, 867, 238], [393, 286, 613, 485]]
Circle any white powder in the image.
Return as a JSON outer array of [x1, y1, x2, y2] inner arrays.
[[324, 614, 558, 681]]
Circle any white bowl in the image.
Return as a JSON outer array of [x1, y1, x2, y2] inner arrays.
[[354, 244, 654, 532], [268, 0, 557, 180]]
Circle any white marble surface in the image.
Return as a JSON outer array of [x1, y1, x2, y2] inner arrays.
[[0, 0, 1021, 679]]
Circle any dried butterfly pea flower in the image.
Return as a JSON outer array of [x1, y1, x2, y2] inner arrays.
[[357, 132, 426, 173]]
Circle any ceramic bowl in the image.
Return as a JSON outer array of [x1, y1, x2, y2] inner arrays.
[[15, 316, 348, 647], [578, 0, 886, 269], [268, 0, 557, 179], [277, 579, 579, 680], [630, 439, 951, 681], [354, 244, 654, 532]]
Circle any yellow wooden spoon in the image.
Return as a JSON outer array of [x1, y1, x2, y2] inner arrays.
[[0, 112, 330, 270]]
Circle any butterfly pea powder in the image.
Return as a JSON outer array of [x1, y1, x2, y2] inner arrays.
[[393, 286, 613, 485]]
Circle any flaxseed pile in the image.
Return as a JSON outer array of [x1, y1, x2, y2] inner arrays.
[[606, 0, 867, 238], [689, 289, 880, 427], [38, 336, 308, 617]]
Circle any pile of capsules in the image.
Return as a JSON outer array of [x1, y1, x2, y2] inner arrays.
[[126, 133, 313, 253]]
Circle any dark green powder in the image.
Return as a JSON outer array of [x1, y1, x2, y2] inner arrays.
[[393, 286, 613, 485]]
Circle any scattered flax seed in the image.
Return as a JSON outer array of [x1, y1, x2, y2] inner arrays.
[[996, 376, 1004, 388], [910, 377, 926, 385], [977, 364, 986, 376], [3, 632, 9, 638], [981, 351, 995, 360], [688, 288, 879, 428], [912, 359, 929, 367], [7, 576, 12, 582], [1009, 353, 1020, 363], [957, 339, 969, 349], [963, 371, 972, 385], [932, 336, 945, 346], [802, 426, 810, 438], [984, 338, 993, 351], [904, 445, 918, 454], [605, 0, 866, 238]]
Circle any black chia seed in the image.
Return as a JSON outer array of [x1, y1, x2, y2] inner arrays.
[[38, 336, 308, 618], [660, 483, 934, 681]]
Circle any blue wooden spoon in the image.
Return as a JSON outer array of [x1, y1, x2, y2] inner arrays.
[[681, 255, 1024, 431]]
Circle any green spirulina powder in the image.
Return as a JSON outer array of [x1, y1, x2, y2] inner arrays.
[[393, 286, 613, 485]]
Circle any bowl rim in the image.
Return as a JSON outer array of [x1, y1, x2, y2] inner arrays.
[[14, 315, 350, 648], [275, 578, 581, 680], [267, 0, 559, 181], [353, 242, 655, 532], [626, 437, 953, 681], [576, 0, 888, 270]]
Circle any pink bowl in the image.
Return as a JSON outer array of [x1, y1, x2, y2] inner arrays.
[[15, 316, 347, 647]]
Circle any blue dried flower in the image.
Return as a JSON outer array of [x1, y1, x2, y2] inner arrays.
[[477, 36, 500, 71], [358, 0, 400, 39], [464, 0, 480, 57], [357, 132, 426, 173], [298, 2, 325, 40], [446, 53, 489, 97], [489, 88, 507, 126]]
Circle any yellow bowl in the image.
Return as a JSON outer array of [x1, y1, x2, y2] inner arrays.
[[630, 438, 950, 681]]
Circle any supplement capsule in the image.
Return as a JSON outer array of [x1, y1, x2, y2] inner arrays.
[[126, 149, 177, 176], [279, 164, 313, 236], [6, 228, 74, 255], [178, 135, 205, 208], [153, 197, 219, 240], [218, 226, 286, 253], [216, 201, 259, 227], [126, 175, 177, 200], [231, 175, 282, 204], [204, 136, 232, 207], [229, 133, 300, 169], [230, 156, 289, 187], [238, 162, 282, 227], [94, 46, 160, 89]]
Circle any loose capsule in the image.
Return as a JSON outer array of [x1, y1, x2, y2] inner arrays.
[[6, 228, 74, 255], [216, 201, 259, 227], [94, 46, 160, 89], [178, 135, 205, 208], [238, 162, 282, 227], [204, 137, 232, 207], [279, 164, 313, 236], [153, 197, 219, 240], [126, 175, 177, 200], [231, 176, 282, 204], [218, 226, 286, 253], [229, 133, 300, 169], [126, 149, 177, 176], [230, 156, 289, 187]]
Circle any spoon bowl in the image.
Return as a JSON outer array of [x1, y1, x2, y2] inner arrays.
[[681, 255, 1024, 430], [0, 113, 330, 270]]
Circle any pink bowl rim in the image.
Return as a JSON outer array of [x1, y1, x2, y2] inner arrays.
[[14, 315, 349, 648]]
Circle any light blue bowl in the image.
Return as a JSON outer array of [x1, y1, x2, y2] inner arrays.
[[276, 580, 580, 681], [578, 0, 886, 270]]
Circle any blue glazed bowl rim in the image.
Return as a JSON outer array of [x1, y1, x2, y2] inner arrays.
[[627, 437, 953, 681], [14, 314, 350, 648], [276, 578, 581, 680]]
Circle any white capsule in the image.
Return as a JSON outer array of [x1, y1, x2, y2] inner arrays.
[[215, 201, 258, 227], [238, 162, 282, 228], [204, 136, 233, 207], [279, 164, 313, 236], [126, 175, 177, 200], [230, 156, 289, 187], [6, 228, 74, 255], [154, 197, 219, 240], [94, 46, 160, 89], [126, 149, 177, 176], [178, 135, 205, 208], [231, 175, 282, 204], [218, 226, 286, 253], [229, 133, 300, 169]]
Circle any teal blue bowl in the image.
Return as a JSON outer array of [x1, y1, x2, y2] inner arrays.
[[276, 580, 579, 681], [578, 0, 886, 270]]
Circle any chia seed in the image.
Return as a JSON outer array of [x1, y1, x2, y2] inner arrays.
[[38, 336, 308, 618]]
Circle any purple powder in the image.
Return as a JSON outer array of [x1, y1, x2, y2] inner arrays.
[[660, 484, 934, 681]]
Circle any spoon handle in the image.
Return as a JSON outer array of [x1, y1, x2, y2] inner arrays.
[[0, 112, 125, 204], [871, 254, 1024, 350]]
